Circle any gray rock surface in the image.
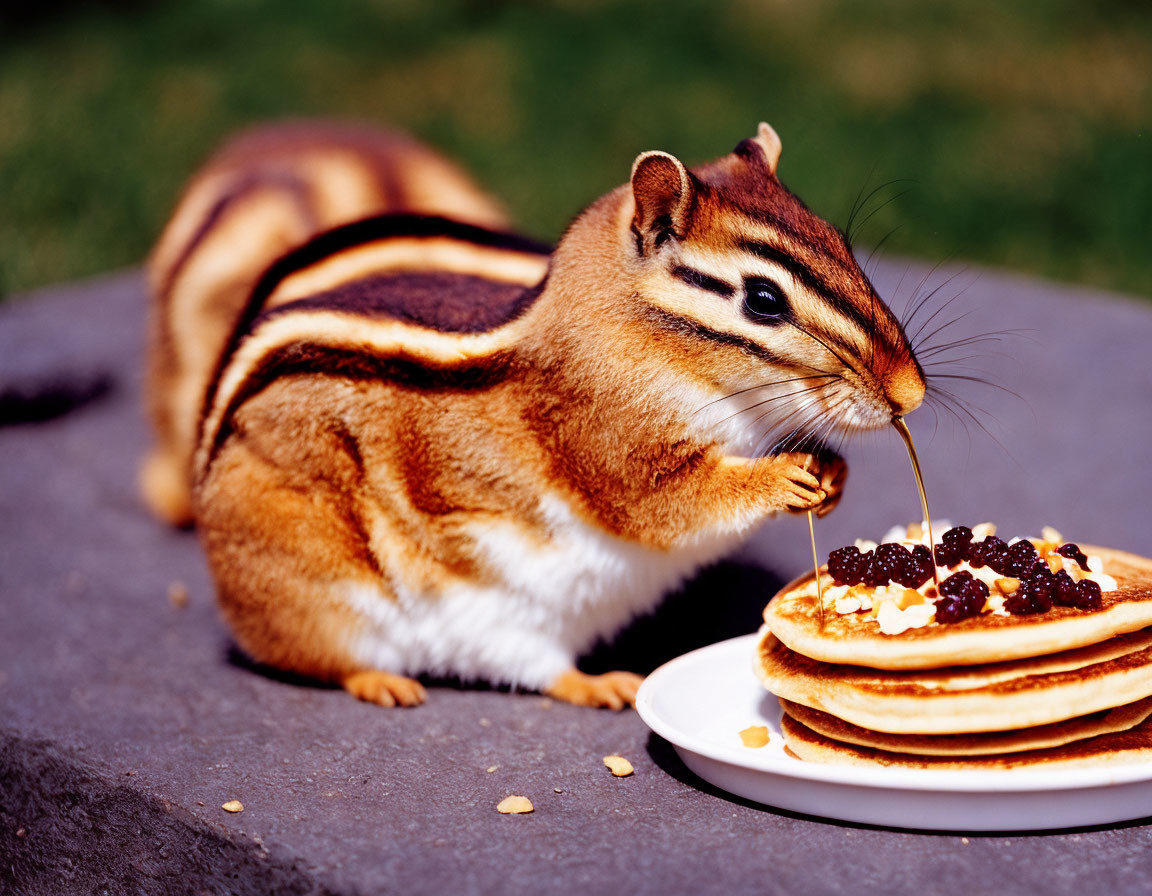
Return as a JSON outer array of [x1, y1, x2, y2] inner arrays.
[[2, 264, 1151, 895]]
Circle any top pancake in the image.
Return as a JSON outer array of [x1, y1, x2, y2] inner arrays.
[[763, 545, 1152, 670]]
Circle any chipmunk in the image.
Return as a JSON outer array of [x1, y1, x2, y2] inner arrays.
[[148, 120, 926, 709]]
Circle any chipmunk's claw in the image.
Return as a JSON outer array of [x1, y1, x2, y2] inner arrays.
[[774, 450, 846, 516]]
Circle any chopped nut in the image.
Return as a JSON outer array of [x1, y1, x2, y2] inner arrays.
[[221, 800, 244, 813], [167, 581, 189, 609], [1041, 526, 1064, 545], [895, 588, 925, 609], [1046, 554, 1063, 573], [739, 726, 769, 748], [971, 522, 997, 539], [969, 565, 1002, 588], [497, 795, 534, 814], [486, 765, 499, 773], [603, 755, 634, 777], [995, 577, 1020, 595]]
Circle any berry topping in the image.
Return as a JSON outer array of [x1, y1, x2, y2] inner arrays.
[[821, 525, 1112, 627], [875, 542, 912, 580], [999, 540, 1041, 579], [934, 526, 974, 568], [894, 544, 935, 589], [934, 571, 988, 623], [1005, 571, 1055, 615], [1055, 543, 1091, 571], [1050, 570, 1080, 607], [1074, 579, 1103, 610], [968, 535, 1007, 570], [827, 546, 865, 585], [861, 551, 890, 587]]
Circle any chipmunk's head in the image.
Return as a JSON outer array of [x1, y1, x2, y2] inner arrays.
[[620, 122, 925, 455]]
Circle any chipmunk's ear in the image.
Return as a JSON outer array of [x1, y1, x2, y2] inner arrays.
[[630, 151, 696, 255], [735, 122, 782, 174]]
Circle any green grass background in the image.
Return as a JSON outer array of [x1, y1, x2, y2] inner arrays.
[[1, 0, 1149, 299]]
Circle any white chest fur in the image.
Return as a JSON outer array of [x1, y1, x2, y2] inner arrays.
[[343, 494, 746, 689]]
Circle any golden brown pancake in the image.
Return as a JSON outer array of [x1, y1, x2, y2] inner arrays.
[[763, 546, 1152, 670], [755, 629, 1152, 734], [780, 695, 1152, 756], [780, 711, 1152, 769]]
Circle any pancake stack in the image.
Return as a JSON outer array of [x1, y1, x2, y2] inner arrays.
[[756, 543, 1152, 769]]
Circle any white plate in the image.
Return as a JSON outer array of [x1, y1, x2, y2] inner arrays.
[[635, 634, 1152, 831]]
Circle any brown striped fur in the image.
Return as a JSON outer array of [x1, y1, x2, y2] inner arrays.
[[151, 121, 926, 709], [141, 121, 514, 526]]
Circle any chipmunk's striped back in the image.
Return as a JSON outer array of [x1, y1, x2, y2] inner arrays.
[[141, 122, 515, 526], [195, 215, 551, 483]]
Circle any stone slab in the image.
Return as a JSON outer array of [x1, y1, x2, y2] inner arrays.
[[2, 264, 1152, 895]]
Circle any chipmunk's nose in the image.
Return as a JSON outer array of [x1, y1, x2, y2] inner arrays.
[[885, 367, 926, 417]]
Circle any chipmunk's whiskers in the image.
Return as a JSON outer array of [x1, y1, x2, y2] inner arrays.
[[754, 391, 854, 459], [710, 381, 838, 430], [892, 261, 1032, 468], [693, 373, 840, 420]]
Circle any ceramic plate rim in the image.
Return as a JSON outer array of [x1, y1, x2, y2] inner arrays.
[[635, 634, 1152, 794]]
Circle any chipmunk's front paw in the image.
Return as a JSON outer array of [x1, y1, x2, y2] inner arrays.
[[773, 450, 846, 516], [342, 670, 427, 707], [809, 450, 847, 517], [545, 669, 643, 710]]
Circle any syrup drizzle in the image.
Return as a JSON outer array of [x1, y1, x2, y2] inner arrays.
[[806, 509, 825, 630], [892, 415, 940, 590]]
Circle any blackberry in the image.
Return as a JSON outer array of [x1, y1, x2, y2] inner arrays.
[[1050, 570, 1079, 607], [1055, 543, 1091, 572], [876, 543, 912, 582], [969, 536, 1007, 570], [934, 526, 974, 568], [938, 570, 988, 600], [827, 546, 865, 585], [895, 545, 935, 589], [982, 537, 1016, 575], [1001, 540, 1041, 579], [934, 571, 988, 623], [861, 549, 894, 587], [1005, 574, 1054, 615], [1074, 579, 1103, 610]]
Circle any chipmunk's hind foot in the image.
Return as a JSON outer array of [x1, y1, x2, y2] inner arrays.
[[343, 670, 427, 707], [545, 669, 643, 710]]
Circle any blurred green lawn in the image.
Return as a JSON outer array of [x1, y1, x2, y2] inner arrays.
[[1, 0, 1149, 298]]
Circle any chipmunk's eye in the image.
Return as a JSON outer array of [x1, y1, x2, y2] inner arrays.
[[742, 278, 788, 321]]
